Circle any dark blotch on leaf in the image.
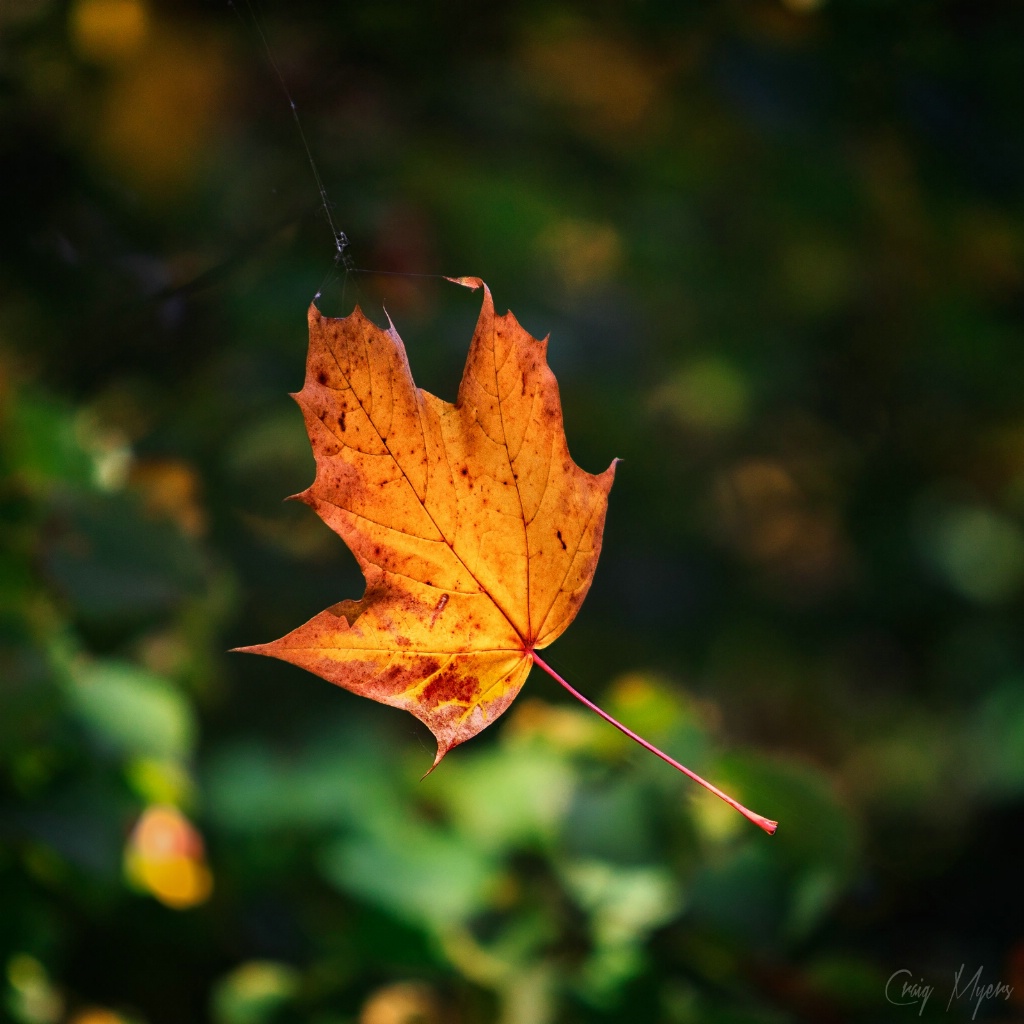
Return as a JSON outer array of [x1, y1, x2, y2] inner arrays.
[[421, 664, 479, 705]]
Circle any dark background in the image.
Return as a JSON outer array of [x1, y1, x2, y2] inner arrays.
[[2, 1, 1023, 1022]]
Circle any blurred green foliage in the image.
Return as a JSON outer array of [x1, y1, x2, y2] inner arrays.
[[3, 0, 1024, 1022]]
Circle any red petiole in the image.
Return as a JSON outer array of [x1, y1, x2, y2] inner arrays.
[[530, 651, 778, 836]]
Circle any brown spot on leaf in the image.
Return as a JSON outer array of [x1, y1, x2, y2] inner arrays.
[[362, 656, 441, 701], [557, 530, 567, 550], [421, 663, 479, 705]]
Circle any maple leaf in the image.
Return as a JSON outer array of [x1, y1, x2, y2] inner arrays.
[[237, 278, 776, 834]]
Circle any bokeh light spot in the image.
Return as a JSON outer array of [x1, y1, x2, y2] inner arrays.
[[94, 31, 230, 198], [70, 0, 149, 65], [6, 955, 63, 1024], [536, 217, 622, 291], [68, 1011, 129, 1024], [211, 961, 299, 1024], [920, 502, 1024, 603], [654, 356, 749, 433], [780, 0, 824, 14], [359, 982, 443, 1024], [521, 25, 665, 141], [124, 805, 213, 909]]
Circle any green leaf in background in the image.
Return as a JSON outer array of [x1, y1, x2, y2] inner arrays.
[[67, 660, 195, 760], [322, 820, 495, 931]]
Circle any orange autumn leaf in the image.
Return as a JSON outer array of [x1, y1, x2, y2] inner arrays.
[[238, 277, 776, 834], [237, 278, 615, 766]]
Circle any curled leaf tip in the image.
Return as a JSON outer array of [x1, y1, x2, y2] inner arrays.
[[446, 275, 485, 291]]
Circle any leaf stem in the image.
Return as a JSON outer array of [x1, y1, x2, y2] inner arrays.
[[529, 651, 778, 836]]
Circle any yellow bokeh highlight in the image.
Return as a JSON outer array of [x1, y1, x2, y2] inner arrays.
[[212, 961, 300, 1024], [126, 756, 193, 808], [70, 0, 149, 65], [96, 32, 229, 198], [129, 854, 213, 910], [523, 26, 665, 139], [652, 357, 749, 433], [692, 786, 746, 843], [607, 672, 685, 729], [505, 696, 601, 753], [360, 982, 443, 1024], [130, 458, 207, 536], [6, 954, 63, 1024], [125, 805, 213, 910]]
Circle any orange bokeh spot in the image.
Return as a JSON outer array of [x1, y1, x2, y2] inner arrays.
[[125, 805, 213, 909], [91, 26, 231, 199], [69, 1010, 128, 1024], [70, 0, 149, 65]]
